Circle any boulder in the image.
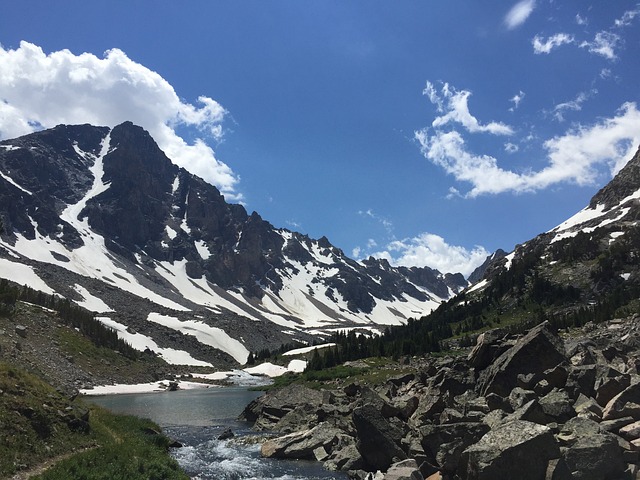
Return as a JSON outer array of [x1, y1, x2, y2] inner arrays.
[[240, 384, 324, 429], [419, 422, 489, 474], [467, 329, 510, 370], [538, 389, 575, 423], [353, 403, 407, 471], [602, 382, 640, 421], [555, 417, 601, 446], [477, 322, 566, 397], [323, 438, 364, 471], [260, 422, 341, 460], [383, 459, 424, 480], [217, 427, 234, 440], [459, 420, 560, 480], [550, 433, 625, 480], [618, 419, 640, 441]]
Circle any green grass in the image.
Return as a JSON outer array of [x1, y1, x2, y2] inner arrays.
[[0, 362, 187, 479], [34, 408, 188, 480], [256, 357, 417, 392], [0, 363, 96, 477]]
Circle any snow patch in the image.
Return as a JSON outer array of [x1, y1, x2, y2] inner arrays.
[[0, 259, 56, 295], [165, 225, 177, 240], [72, 284, 113, 312], [243, 359, 307, 377], [96, 317, 212, 367], [80, 380, 213, 396], [147, 312, 249, 364], [194, 240, 211, 260], [282, 343, 336, 356], [467, 279, 488, 294]]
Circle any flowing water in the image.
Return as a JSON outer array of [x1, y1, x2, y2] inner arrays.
[[88, 387, 348, 480]]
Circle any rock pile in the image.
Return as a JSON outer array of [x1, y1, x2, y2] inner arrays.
[[240, 317, 640, 479]]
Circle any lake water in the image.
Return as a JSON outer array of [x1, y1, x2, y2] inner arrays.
[[88, 387, 348, 480]]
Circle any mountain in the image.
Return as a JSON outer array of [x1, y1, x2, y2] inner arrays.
[[423, 144, 640, 341], [0, 122, 466, 368]]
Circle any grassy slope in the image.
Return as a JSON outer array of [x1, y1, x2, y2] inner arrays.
[[0, 362, 188, 479]]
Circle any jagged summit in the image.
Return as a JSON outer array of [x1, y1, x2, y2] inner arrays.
[[0, 122, 466, 367], [590, 145, 640, 210]]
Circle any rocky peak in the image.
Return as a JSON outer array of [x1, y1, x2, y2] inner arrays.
[[589, 144, 640, 210]]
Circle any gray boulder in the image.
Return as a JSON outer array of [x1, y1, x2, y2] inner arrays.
[[459, 420, 560, 480], [383, 459, 424, 480], [477, 322, 566, 397], [538, 389, 575, 423], [550, 433, 625, 480], [353, 403, 407, 471], [260, 422, 341, 460], [602, 382, 640, 421], [419, 422, 489, 474]]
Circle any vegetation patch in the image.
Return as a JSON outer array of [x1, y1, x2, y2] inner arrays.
[[0, 362, 186, 479]]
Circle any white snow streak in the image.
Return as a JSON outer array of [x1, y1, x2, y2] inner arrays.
[[0, 170, 33, 195]]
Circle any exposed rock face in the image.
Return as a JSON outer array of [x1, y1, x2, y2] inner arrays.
[[243, 317, 640, 480]]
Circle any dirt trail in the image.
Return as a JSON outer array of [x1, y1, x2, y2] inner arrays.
[[9, 446, 97, 480]]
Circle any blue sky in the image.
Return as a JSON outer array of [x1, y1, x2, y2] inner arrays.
[[1, 1, 639, 276]]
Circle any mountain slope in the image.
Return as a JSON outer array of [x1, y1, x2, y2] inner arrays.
[[424, 144, 640, 341], [0, 122, 466, 367]]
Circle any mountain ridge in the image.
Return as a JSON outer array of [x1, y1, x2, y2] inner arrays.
[[0, 121, 466, 367]]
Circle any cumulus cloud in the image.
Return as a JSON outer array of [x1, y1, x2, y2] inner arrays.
[[416, 102, 640, 197], [580, 31, 621, 60], [532, 33, 575, 54], [0, 41, 242, 201], [424, 82, 514, 136], [372, 233, 489, 277], [504, 0, 536, 30]]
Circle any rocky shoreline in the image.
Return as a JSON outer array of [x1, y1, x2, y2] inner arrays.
[[241, 317, 640, 479]]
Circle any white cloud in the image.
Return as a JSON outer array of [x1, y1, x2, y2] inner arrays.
[[0, 41, 242, 201], [358, 209, 393, 233], [424, 82, 514, 136], [532, 33, 575, 54], [509, 91, 526, 111], [504, 0, 536, 30], [504, 142, 519, 153], [614, 6, 640, 27], [416, 102, 640, 197], [552, 89, 597, 122], [580, 31, 621, 60], [373, 233, 489, 277], [575, 14, 589, 26]]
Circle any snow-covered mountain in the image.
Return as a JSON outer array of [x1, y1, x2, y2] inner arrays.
[[0, 122, 466, 367]]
